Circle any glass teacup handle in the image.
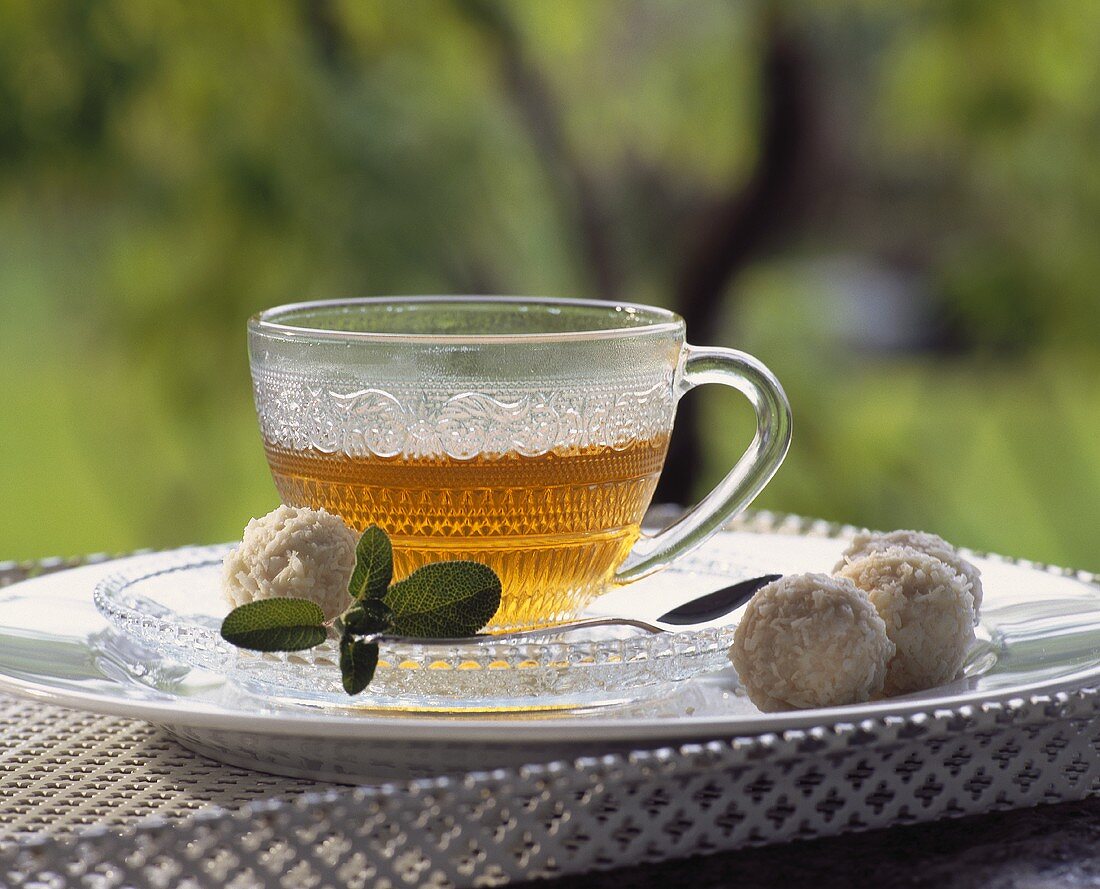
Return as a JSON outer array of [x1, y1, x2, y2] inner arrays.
[[615, 345, 792, 583]]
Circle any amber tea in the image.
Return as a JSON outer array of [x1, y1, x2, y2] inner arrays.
[[266, 436, 670, 629], [250, 297, 790, 632]]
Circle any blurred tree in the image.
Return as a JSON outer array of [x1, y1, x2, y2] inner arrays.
[[0, 0, 1098, 568]]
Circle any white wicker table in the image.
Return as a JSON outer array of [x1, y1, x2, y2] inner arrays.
[[2, 514, 1099, 887]]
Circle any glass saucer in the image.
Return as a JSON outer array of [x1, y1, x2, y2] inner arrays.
[[93, 545, 742, 711]]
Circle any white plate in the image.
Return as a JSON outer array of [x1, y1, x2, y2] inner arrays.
[[3, 524, 1100, 782]]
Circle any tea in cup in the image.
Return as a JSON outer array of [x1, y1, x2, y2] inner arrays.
[[249, 297, 790, 629]]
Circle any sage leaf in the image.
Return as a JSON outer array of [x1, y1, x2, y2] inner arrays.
[[220, 598, 327, 652], [384, 561, 502, 638], [336, 598, 394, 636], [348, 525, 393, 601], [340, 636, 380, 695]]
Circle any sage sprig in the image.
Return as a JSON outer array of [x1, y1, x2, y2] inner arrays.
[[220, 598, 328, 652], [347, 525, 392, 601], [219, 525, 502, 695], [385, 561, 501, 638]]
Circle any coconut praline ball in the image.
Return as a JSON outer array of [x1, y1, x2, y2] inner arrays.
[[222, 505, 358, 621], [729, 573, 895, 713], [838, 546, 976, 696], [836, 529, 983, 620]]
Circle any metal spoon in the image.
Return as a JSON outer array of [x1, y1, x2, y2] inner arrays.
[[374, 574, 781, 645], [657, 573, 781, 625]]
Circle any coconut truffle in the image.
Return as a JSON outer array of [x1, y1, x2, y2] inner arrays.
[[729, 573, 895, 713], [838, 546, 975, 695], [836, 529, 983, 620], [222, 505, 357, 621]]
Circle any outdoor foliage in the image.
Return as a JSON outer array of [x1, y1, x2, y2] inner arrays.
[[1, 1, 1098, 570]]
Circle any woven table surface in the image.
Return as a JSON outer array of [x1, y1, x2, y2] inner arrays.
[[0, 694, 327, 850], [0, 552, 331, 850], [6, 693, 1100, 889], [3, 521, 1100, 888]]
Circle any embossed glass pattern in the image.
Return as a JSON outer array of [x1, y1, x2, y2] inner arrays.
[[249, 297, 791, 628]]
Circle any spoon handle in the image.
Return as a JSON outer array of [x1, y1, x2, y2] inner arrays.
[[374, 616, 664, 646], [372, 574, 782, 646]]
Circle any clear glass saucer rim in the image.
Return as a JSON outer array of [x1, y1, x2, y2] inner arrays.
[[92, 544, 736, 661], [91, 544, 738, 708]]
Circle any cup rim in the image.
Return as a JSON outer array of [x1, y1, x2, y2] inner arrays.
[[249, 296, 684, 344]]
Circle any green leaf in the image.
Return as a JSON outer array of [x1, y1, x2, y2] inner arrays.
[[348, 525, 393, 601], [220, 598, 328, 652], [384, 561, 502, 638], [340, 636, 380, 695], [335, 598, 394, 636]]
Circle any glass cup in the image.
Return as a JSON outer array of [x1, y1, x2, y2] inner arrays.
[[248, 296, 791, 629]]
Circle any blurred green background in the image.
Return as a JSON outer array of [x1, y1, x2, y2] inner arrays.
[[2, 1, 1099, 569]]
